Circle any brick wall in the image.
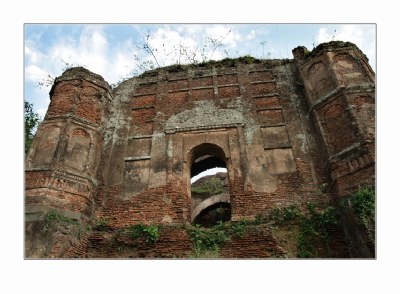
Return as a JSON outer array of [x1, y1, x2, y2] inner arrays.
[[25, 44, 375, 258]]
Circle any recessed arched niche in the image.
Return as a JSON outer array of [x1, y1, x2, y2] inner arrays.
[[64, 128, 91, 172], [332, 53, 367, 86], [306, 61, 335, 101], [32, 125, 61, 165]]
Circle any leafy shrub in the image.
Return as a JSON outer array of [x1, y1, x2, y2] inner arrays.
[[350, 187, 375, 225], [189, 221, 230, 257], [270, 203, 339, 258], [231, 220, 248, 238], [128, 223, 159, 244], [348, 186, 375, 242]]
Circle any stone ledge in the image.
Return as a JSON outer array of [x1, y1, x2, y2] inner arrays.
[[165, 123, 244, 134], [191, 86, 214, 90], [263, 144, 292, 150], [44, 114, 101, 130], [25, 205, 86, 221], [131, 92, 156, 98], [124, 156, 151, 162], [131, 134, 153, 139], [250, 80, 276, 84], [256, 107, 282, 111], [329, 143, 361, 163], [131, 105, 155, 111], [252, 93, 280, 99], [217, 84, 240, 88], [310, 83, 375, 112]]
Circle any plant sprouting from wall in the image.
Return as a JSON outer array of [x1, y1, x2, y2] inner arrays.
[[42, 210, 80, 234], [271, 203, 339, 258], [131, 29, 233, 76], [187, 220, 250, 258], [347, 186, 375, 242], [127, 223, 159, 244]]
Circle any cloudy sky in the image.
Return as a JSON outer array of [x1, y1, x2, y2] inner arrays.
[[24, 24, 376, 118]]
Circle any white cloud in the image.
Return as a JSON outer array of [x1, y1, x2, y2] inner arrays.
[[148, 27, 198, 65], [246, 30, 257, 41], [25, 45, 44, 64], [25, 64, 49, 83], [206, 25, 241, 48], [37, 108, 47, 119], [130, 25, 249, 67]]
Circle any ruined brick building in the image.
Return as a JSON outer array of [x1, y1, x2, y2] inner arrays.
[[25, 41, 375, 258]]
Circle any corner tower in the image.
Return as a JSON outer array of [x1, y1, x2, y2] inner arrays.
[[25, 67, 111, 257], [293, 41, 375, 197]]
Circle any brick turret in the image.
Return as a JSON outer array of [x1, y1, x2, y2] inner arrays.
[[293, 41, 375, 197], [293, 42, 375, 257], [25, 67, 111, 257]]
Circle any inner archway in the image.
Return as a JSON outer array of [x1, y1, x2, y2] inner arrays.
[[188, 143, 231, 226]]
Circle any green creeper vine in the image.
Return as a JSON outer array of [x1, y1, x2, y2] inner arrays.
[[271, 203, 339, 258], [348, 186, 375, 241]]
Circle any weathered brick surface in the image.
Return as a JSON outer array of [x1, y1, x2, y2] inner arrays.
[[168, 79, 188, 91], [85, 226, 193, 258], [25, 42, 375, 258], [130, 94, 156, 108], [250, 81, 277, 96], [249, 70, 274, 81], [192, 87, 214, 100], [192, 76, 213, 87], [220, 225, 285, 258], [258, 109, 284, 125], [217, 73, 238, 85], [47, 81, 78, 116], [254, 95, 280, 109], [218, 85, 240, 98], [70, 224, 286, 258], [317, 100, 357, 155]]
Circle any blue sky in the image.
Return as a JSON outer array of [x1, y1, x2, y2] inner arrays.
[[24, 24, 376, 118]]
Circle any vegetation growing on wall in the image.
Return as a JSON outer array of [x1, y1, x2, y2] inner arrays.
[[92, 217, 112, 231], [347, 186, 375, 243], [127, 223, 159, 244], [191, 176, 225, 196], [270, 203, 339, 258], [187, 220, 248, 258], [42, 210, 81, 235]]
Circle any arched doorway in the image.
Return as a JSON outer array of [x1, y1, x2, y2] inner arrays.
[[188, 143, 231, 227]]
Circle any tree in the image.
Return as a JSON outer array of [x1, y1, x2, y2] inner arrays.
[[25, 101, 41, 155]]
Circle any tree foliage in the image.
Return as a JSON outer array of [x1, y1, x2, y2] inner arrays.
[[25, 101, 41, 154]]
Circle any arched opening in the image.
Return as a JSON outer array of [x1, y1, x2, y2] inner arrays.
[[188, 143, 231, 226], [193, 202, 231, 227]]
